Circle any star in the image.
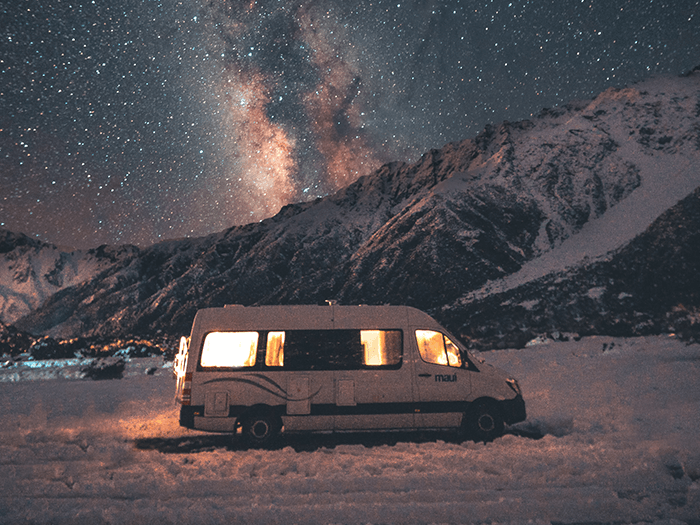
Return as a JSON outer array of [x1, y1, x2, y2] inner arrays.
[[1, 0, 699, 249]]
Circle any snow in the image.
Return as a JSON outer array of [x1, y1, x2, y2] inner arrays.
[[1, 336, 699, 524], [0, 356, 169, 382], [0, 243, 119, 325], [499, 144, 700, 290], [452, 74, 700, 305]]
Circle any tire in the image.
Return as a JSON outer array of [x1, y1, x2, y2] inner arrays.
[[241, 412, 282, 448], [464, 402, 504, 443]]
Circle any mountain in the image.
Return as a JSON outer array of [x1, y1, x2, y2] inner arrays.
[[0, 230, 139, 325], [441, 185, 700, 349], [9, 69, 700, 346]]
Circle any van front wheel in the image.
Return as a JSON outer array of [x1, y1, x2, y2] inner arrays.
[[241, 412, 281, 448], [464, 402, 504, 443]]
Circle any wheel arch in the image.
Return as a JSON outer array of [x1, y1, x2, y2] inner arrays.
[[235, 403, 283, 428], [462, 397, 505, 442]]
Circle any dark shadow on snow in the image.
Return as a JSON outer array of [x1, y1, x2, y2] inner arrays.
[[134, 434, 232, 454], [133, 426, 542, 454], [508, 426, 545, 440]]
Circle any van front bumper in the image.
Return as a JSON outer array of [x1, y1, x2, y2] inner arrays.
[[500, 394, 526, 425]]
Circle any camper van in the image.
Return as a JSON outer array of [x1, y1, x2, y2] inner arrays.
[[174, 304, 525, 445]]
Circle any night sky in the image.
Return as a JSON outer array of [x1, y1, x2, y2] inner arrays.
[[2, 0, 699, 249]]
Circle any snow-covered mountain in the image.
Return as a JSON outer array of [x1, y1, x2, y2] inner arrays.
[[8, 68, 700, 345], [0, 230, 139, 325], [442, 185, 700, 349]]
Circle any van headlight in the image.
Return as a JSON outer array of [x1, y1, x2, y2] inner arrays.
[[506, 377, 521, 396]]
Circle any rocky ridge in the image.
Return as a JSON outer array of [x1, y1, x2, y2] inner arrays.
[[5, 69, 700, 349], [0, 230, 139, 325]]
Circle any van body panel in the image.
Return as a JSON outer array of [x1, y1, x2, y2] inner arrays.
[[470, 362, 518, 401], [194, 415, 236, 432], [204, 391, 229, 417], [287, 376, 311, 414], [174, 305, 526, 438], [412, 359, 472, 428], [336, 378, 356, 406], [283, 415, 332, 431], [334, 366, 416, 429]]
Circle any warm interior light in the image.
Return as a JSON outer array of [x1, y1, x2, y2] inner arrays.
[[266, 331, 285, 366], [361, 330, 401, 366], [415, 330, 448, 365], [174, 336, 189, 378], [200, 332, 258, 368], [444, 336, 462, 367], [361, 330, 383, 365]]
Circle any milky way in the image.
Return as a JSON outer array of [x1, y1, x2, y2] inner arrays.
[[2, 0, 699, 249]]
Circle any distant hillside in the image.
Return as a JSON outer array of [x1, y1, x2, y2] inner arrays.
[[0, 230, 139, 325], [8, 69, 700, 348]]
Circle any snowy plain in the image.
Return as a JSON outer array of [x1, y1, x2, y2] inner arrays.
[[1, 335, 699, 524]]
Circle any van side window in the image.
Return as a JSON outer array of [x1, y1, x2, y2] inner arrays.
[[200, 331, 258, 368], [415, 330, 462, 368], [284, 330, 362, 370], [361, 330, 402, 366], [274, 329, 403, 370], [265, 331, 285, 367], [444, 336, 463, 367]]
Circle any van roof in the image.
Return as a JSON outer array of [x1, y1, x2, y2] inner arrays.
[[191, 304, 444, 333]]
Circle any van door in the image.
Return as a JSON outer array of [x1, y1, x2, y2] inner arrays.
[[334, 329, 415, 430], [334, 368, 415, 430], [412, 329, 471, 428]]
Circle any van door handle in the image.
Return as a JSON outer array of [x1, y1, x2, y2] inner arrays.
[[418, 373, 431, 378]]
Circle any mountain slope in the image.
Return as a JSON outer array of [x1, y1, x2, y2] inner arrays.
[[12, 69, 700, 343], [441, 185, 700, 349], [0, 230, 139, 325]]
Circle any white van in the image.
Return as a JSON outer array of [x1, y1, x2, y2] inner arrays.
[[174, 304, 525, 445]]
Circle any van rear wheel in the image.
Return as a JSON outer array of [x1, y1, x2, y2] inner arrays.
[[464, 402, 504, 443], [241, 412, 281, 448]]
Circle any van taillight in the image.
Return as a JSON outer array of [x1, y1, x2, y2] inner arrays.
[[181, 372, 192, 406]]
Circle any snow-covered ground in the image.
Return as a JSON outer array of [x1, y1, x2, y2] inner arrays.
[[1, 336, 699, 524]]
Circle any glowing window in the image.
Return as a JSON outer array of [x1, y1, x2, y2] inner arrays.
[[416, 330, 448, 365], [445, 336, 462, 367], [200, 332, 258, 368], [265, 331, 285, 367], [174, 336, 189, 378], [361, 330, 402, 366], [416, 330, 463, 368]]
